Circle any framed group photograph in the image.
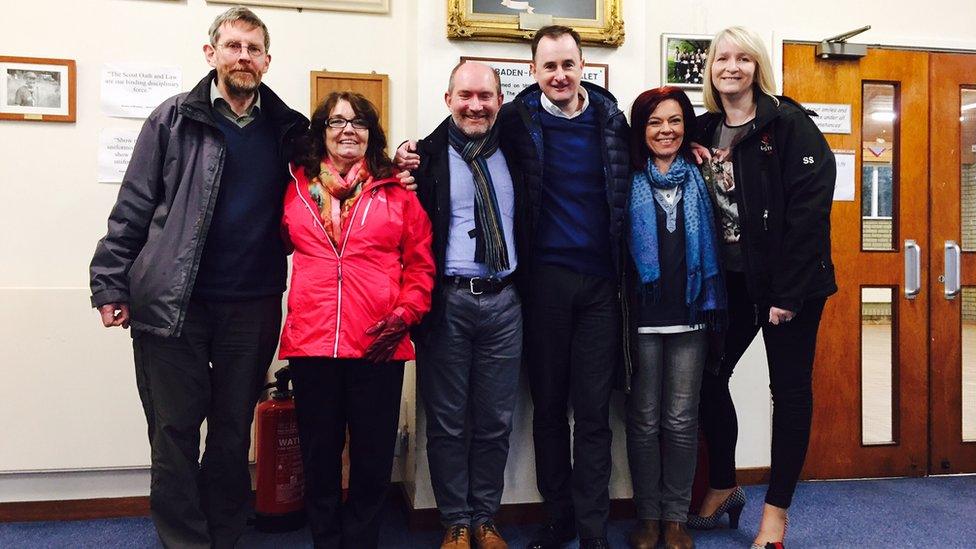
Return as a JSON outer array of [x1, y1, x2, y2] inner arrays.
[[661, 34, 712, 90], [448, 0, 624, 47], [0, 56, 76, 122]]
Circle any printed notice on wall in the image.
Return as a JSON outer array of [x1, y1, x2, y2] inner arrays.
[[461, 57, 608, 104], [804, 103, 852, 134], [98, 129, 140, 183], [833, 151, 855, 201], [101, 64, 182, 118]]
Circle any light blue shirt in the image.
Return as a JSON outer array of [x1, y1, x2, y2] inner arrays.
[[444, 146, 518, 278]]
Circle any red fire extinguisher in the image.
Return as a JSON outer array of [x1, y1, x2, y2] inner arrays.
[[254, 366, 306, 532]]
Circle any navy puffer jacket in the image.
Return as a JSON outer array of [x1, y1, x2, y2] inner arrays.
[[498, 81, 631, 277]]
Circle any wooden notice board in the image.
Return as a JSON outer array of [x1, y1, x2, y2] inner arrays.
[[310, 71, 389, 131]]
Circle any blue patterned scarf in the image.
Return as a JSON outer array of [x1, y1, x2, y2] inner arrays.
[[628, 155, 726, 326]]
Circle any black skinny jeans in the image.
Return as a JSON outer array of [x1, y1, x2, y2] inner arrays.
[[699, 271, 826, 509]]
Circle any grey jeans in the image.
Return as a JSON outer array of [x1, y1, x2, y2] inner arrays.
[[417, 283, 522, 527], [626, 329, 707, 522]]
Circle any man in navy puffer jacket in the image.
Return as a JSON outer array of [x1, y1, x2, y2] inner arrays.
[[497, 25, 631, 549]]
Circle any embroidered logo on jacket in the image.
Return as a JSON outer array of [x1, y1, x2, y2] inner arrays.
[[759, 132, 774, 154]]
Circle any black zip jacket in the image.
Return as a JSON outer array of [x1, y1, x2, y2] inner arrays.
[[411, 116, 531, 343], [694, 94, 837, 314], [89, 71, 308, 337]]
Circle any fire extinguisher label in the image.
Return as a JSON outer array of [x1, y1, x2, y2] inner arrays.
[[275, 416, 304, 504]]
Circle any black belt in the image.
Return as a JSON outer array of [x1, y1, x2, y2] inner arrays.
[[444, 275, 512, 295]]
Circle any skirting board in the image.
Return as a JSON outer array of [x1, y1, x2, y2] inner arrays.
[[0, 468, 771, 525]]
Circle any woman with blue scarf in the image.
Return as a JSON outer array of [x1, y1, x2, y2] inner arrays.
[[624, 87, 726, 549]]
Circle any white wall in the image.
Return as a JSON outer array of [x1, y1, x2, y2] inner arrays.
[[3, 0, 976, 503]]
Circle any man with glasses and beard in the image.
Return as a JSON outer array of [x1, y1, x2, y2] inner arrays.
[[89, 7, 307, 548]]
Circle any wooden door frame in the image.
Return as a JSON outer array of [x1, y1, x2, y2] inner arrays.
[[929, 52, 976, 474], [783, 44, 931, 480]]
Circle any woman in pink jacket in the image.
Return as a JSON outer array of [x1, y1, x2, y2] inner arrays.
[[280, 91, 434, 549]]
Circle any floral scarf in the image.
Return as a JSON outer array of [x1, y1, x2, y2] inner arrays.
[[308, 158, 372, 245]]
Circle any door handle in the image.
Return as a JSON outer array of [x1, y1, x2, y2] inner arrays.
[[905, 239, 921, 299], [944, 240, 961, 300]]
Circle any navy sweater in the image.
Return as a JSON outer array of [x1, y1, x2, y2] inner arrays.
[[535, 107, 614, 277], [193, 112, 287, 300]]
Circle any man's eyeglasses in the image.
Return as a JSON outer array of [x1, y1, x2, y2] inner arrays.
[[327, 117, 369, 130], [217, 42, 266, 57]]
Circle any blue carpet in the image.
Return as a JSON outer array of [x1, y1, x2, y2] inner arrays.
[[2, 476, 974, 548]]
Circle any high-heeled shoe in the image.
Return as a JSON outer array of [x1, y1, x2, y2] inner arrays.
[[686, 486, 746, 530], [749, 514, 789, 549]]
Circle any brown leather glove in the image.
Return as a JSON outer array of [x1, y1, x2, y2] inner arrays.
[[363, 313, 408, 362]]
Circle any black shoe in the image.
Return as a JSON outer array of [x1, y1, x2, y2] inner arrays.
[[579, 537, 611, 549], [526, 520, 576, 549]]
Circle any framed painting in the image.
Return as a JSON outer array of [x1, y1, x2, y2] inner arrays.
[[661, 34, 712, 90], [208, 0, 388, 14], [0, 56, 76, 122], [448, 0, 624, 47]]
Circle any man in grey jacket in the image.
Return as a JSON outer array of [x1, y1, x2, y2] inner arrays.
[[89, 8, 307, 548]]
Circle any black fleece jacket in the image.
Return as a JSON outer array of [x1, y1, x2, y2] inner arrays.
[[694, 94, 838, 313]]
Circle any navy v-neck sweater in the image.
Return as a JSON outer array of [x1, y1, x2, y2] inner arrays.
[[193, 112, 287, 300], [535, 107, 614, 278]]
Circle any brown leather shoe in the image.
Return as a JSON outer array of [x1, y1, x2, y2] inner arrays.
[[663, 520, 694, 549], [441, 524, 471, 549], [473, 520, 508, 549], [628, 519, 660, 549]]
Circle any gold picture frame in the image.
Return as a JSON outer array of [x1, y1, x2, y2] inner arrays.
[[447, 0, 624, 47]]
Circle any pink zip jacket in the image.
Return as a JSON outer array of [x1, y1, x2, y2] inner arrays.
[[278, 163, 434, 360]]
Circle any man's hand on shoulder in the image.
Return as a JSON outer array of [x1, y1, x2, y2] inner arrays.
[[395, 140, 421, 171], [98, 303, 130, 329]]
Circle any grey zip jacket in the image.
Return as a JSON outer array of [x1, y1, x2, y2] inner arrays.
[[89, 70, 307, 337]]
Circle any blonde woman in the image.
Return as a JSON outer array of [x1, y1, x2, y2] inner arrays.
[[687, 26, 837, 549]]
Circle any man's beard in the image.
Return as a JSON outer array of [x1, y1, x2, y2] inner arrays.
[[223, 70, 260, 98]]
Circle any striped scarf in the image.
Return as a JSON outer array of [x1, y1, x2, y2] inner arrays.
[[447, 119, 510, 273]]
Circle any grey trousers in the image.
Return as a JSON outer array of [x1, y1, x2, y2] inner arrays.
[[626, 330, 707, 522], [417, 283, 522, 527], [132, 296, 282, 549]]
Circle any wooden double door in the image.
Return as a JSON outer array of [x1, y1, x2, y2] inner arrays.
[[784, 44, 976, 478]]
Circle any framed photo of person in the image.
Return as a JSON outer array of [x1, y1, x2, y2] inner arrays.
[[661, 34, 712, 90], [448, 0, 624, 47], [0, 56, 76, 122]]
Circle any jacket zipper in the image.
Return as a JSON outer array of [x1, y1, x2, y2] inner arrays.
[[360, 189, 378, 226], [288, 165, 369, 357]]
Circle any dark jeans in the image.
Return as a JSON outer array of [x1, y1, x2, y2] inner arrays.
[[131, 296, 282, 549], [627, 330, 707, 522], [418, 284, 522, 528], [289, 357, 405, 549], [700, 271, 826, 508], [525, 264, 619, 539]]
